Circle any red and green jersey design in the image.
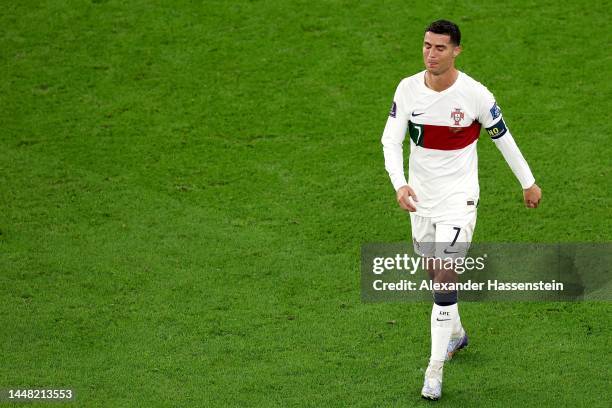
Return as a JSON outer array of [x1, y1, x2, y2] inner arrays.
[[408, 120, 481, 150]]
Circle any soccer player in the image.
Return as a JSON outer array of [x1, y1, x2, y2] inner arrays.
[[381, 20, 542, 400]]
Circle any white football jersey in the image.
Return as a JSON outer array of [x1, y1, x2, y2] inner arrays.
[[382, 70, 508, 217]]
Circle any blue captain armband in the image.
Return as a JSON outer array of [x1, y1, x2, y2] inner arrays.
[[486, 117, 508, 139]]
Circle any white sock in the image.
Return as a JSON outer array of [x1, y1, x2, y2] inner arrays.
[[426, 359, 444, 381], [451, 305, 463, 338], [430, 303, 458, 362]]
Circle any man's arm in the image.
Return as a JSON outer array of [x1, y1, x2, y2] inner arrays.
[[381, 85, 419, 212], [381, 102, 409, 190], [485, 116, 542, 208]]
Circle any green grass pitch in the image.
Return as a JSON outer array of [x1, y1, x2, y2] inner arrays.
[[1, 0, 610, 406]]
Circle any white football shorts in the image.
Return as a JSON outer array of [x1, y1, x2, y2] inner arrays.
[[409, 211, 477, 259]]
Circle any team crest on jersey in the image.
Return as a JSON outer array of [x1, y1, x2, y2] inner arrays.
[[450, 108, 464, 126]]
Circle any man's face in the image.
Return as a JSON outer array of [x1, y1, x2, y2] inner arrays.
[[422, 31, 461, 75]]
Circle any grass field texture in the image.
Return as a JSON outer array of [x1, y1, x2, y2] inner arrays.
[[1, 0, 611, 406]]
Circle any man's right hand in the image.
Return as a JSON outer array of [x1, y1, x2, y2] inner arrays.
[[396, 185, 419, 212]]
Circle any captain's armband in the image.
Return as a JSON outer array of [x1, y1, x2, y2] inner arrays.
[[486, 118, 508, 139]]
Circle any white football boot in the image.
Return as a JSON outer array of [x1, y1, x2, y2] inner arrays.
[[421, 362, 443, 401], [446, 328, 469, 361]]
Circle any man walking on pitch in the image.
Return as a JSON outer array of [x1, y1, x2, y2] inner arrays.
[[381, 20, 542, 400]]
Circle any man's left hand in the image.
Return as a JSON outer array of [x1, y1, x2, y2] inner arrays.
[[523, 183, 542, 208]]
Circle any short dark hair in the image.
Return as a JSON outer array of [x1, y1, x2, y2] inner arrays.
[[425, 20, 461, 45]]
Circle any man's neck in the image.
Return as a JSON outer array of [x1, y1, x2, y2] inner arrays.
[[425, 68, 459, 92]]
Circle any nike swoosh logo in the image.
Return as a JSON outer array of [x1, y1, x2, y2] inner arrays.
[[411, 112, 425, 117], [436, 318, 451, 321], [443, 249, 459, 254]]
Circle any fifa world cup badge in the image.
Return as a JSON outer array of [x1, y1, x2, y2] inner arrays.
[[451, 108, 464, 126]]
